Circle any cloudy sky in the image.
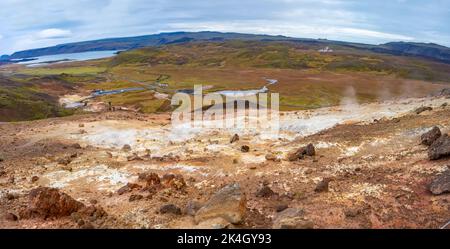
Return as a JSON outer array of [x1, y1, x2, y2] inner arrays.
[[0, 0, 449, 55]]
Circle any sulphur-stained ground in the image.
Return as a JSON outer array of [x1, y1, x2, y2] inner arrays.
[[0, 96, 449, 228]]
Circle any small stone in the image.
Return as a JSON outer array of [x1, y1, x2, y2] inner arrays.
[[256, 186, 276, 198], [160, 204, 182, 215], [305, 143, 315, 156], [428, 134, 450, 160], [273, 208, 313, 229], [230, 134, 240, 144], [122, 144, 132, 151], [57, 157, 72, 166], [79, 124, 85, 128], [31, 176, 39, 183], [415, 106, 432, 114], [241, 145, 250, 153], [127, 154, 142, 161], [429, 169, 450, 195], [72, 143, 82, 149], [421, 126, 441, 146], [117, 183, 141, 195], [314, 179, 331, 193], [129, 194, 144, 202], [275, 204, 289, 212], [4, 213, 18, 221]]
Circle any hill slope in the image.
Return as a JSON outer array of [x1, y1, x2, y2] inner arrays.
[[3, 31, 450, 64]]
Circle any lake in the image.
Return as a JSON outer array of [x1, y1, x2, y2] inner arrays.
[[17, 50, 120, 67]]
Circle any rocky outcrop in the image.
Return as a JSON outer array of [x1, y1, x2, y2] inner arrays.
[[194, 183, 246, 224], [421, 126, 441, 146], [428, 134, 450, 160], [25, 187, 85, 219], [429, 169, 450, 195]]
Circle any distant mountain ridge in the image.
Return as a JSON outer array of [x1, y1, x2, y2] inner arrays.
[[2, 31, 450, 64]]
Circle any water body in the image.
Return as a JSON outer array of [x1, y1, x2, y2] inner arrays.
[[91, 87, 145, 97], [18, 50, 120, 67], [213, 78, 277, 97]]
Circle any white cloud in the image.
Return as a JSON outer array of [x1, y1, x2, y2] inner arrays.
[[0, 0, 448, 54], [36, 28, 72, 39], [168, 21, 414, 44]]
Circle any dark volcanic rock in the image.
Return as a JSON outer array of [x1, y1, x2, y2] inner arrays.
[[314, 179, 331, 193], [421, 126, 442, 146], [26, 187, 85, 219], [429, 170, 450, 195], [428, 134, 450, 160], [287, 143, 316, 161], [160, 204, 182, 215]]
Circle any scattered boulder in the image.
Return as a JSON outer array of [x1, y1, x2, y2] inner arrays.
[[78, 124, 85, 128], [194, 183, 246, 224], [415, 106, 433, 114], [25, 187, 85, 219], [160, 204, 182, 215], [256, 186, 276, 198], [272, 208, 313, 229], [429, 169, 450, 195], [122, 144, 132, 152], [230, 134, 240, 144], [428, 134, 450, 160], [241, 145, 250, 153], [287, 143, 316, 161], [314, 178, 331, 193], [421, 126, 441, 146]]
